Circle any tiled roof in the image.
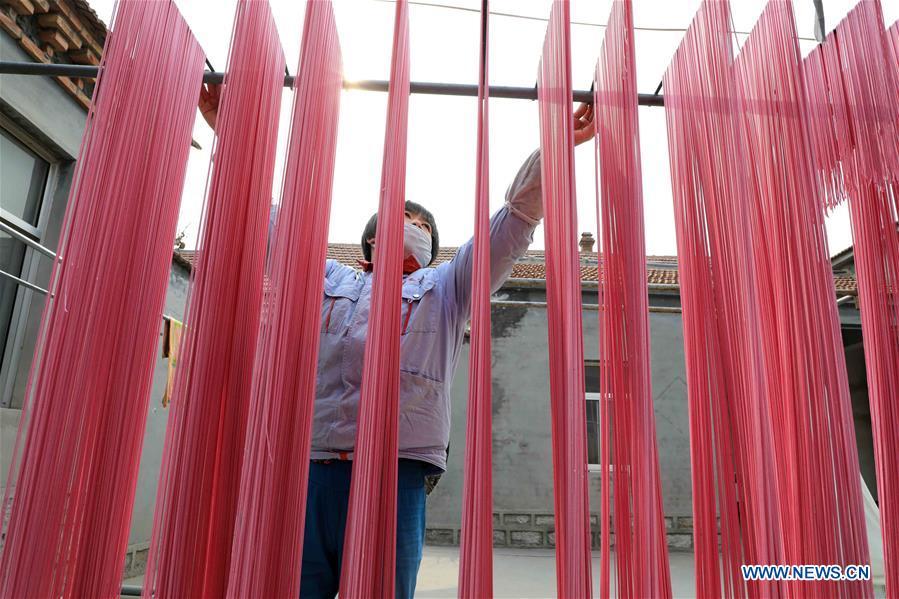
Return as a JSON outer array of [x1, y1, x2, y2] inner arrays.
[[71, 0, 105, 35], [1, 0, 107, 110], [323, 243, 681, 273], [172, 249, 195, 272], [173, 244, 859, 294], [833, 276, 858, 293]]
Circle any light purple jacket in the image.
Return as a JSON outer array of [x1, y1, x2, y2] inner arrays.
[[310, 151, 542, 471]]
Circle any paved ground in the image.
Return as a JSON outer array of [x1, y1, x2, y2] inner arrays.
[[122, 546, 698, 598], [123, 546, 887, 598], [414, 547, 697, 598]]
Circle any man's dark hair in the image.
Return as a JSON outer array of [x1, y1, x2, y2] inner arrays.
[[361, 200, 439, 265]]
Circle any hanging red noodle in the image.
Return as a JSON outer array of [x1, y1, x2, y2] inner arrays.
[[735, 2, 872, 597], [226, 1, 342, 596], [141, 2, 284, 597], [803, 2, 899, 595], [457, 1, 493, 597], [666, 1, 880, 596], [338, 0, 410, 596], [0, 2, 203, 597], [537, 2, 592, 596], [664, 2, 781, 596], [593, 2, 671, 597], [889, 21, 899, 66]]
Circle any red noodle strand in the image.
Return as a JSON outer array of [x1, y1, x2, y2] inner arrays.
[[225, 2, 342, 595], [736, 2, 872, 597], [593, 2, 671, 597], [666, 2, 879, 596], [338, 1, 410, 596], [665, 2, 782, 596], [803, 3, 899, 594], [457, 1, 493, 597], [537, 2, 593, 596], [0, 2, 203, 596], [889, 21, 899, 67], [142, 2, 285, 597]]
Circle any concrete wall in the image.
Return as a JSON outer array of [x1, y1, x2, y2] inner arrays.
[[423, 299, 876, 553], [426, 300, 694, 550], [0, 408, 20, 498], [0, 34, 87, 159]]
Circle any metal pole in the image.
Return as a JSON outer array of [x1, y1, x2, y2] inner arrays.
[[0, 61, 665, 106], [0, 221, 57, 259], [0, 268, 48, 296]]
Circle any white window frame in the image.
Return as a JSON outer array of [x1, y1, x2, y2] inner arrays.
[[0, 118, 54, 237], [0, 114, 61, 407]]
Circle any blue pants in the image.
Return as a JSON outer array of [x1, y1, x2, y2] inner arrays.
[[299, 460, 427, 599]]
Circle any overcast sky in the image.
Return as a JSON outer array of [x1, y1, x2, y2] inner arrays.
[[89, 0, 899, 256]]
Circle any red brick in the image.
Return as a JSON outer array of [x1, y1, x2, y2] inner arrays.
[[38, 12, 82, 48], [4, 0, 34, 16], [17, 33, 50, 62], [38, 27, 68, 51], [0, 8, 23, 38], [69, 47, 98, 65]]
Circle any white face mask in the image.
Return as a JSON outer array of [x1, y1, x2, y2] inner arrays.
[[404, 221, 432, 270]]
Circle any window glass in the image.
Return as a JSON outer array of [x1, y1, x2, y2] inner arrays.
[[585, 362, 600, 393], [1, 130, 49, 227], [0, 232, 26, 359], [586, 397, 600, 466], [585, 362, 602, 465]]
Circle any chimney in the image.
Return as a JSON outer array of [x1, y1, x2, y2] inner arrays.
[[579, 232, 596, 253]]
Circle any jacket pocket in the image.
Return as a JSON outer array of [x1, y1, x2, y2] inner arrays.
[[398, 369, 450, 451], [400, 276, 439, 335], [322, 281, 361, 335]]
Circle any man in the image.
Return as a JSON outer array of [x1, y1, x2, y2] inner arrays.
[[199, 84, 594, 597]]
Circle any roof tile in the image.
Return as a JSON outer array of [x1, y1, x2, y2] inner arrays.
[[174, 244, 857, 294]]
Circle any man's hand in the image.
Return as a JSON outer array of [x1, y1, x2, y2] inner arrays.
[[573, 102, 595, 146], [199, 83, 221, 130]]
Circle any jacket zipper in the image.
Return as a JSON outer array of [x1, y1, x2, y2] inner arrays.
[[402, 298, 413, 335]]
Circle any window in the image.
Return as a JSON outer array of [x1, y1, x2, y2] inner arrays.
[[586, 392, 601, 466], [0, 233, 26, 360], [0, 120, 58, 407], [1, 129, 50, 231], [585, 362, 635, 473], [1, 125, 51, 365], [585, 361, 601, 467]]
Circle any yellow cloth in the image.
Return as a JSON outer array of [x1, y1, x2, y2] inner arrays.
[[161, 317, 183, 407]]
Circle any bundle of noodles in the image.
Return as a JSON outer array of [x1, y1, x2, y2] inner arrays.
[[0, 2, 204, 597]]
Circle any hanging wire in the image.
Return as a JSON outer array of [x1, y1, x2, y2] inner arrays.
[[371, 0, 819, 40]]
